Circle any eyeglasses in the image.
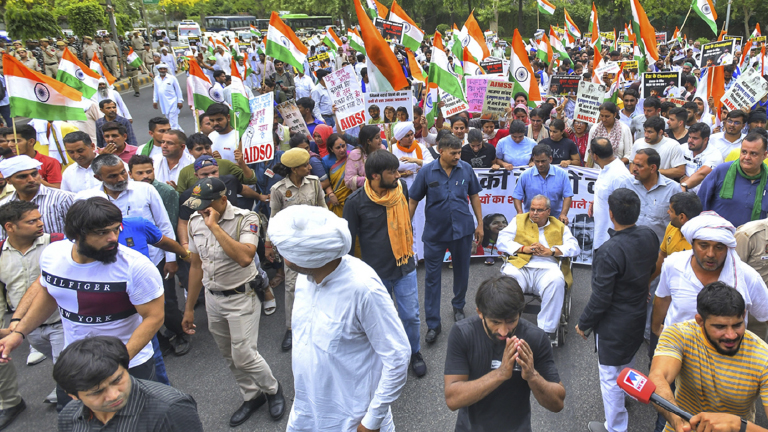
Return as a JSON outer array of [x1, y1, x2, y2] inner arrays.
[[726, 120, 743, 126]]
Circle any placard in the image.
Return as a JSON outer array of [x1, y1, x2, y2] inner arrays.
[[307, 52, 330, 63], [276, 99, 311, 138], [548, 74, 581, 96], [594, 61, 621, 80], [618, 40, 634, 54], [573, 81, 605, 124], [440, 90, 469, 118], [373, 18, 404, 42], [641, 72, 681, 98], [465, 76, 490, 113], [619, 60, 638, 71], [323, 65, 365, 131], [721, 67, 768, 111], [480, 59, 503, 74], [364, 90, 413, 124], [700, 39, 735, 68], [724, 35, 743, 46], [655, 32, 667, 45], [482, 80, 514, 120], [242, 93, 275, 164], [600, 32, 615, 43], [750, 36, 767, 46]]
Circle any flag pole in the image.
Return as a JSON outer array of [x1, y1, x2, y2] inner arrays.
[[679, 6, 693, 35], [11, 118, 18, 157], [538, 8, 540, 31]]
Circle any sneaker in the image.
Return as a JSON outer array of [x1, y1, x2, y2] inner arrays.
[[43, 388, 57, 404], [170, 334, 191, 356], [26, 350, 46, 366], [588, 421, 609, 432], [410, 352, 427, 377]]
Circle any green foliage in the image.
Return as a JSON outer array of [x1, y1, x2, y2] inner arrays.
[[68, 2, 106, 37], [436, 23, 449, 34], [5, 5, 61, 40], [114, 12, 133, 34]]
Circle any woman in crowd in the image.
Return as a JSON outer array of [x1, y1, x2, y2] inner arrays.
[[540, 119, 580, 167], [527, 108, 549, 143], [345, 125, 384, 191], [586, 102, 632, 166], [322, 133, 352, 217], [312, 124, 334, 158], [567, 119, 590, 166]]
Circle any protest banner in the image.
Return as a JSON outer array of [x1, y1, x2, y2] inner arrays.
[[440, 90, 469, 118], [373, 18, 405, 42], [480, 58, 503, 74], [721, 67, 768, 111], [422, 167, 599, 265], [465, 76, 490, 113], [364, 90, 413, 124], [242, 93, 274, 164], [276, 99, 311, 138], [594, 61, 621, 80], [655, 32, 667, 45], [700, 39, 735, 68], [619, 60, 639, 71], [482, 80, 514, 120], [618, 40, 634, 54], [724, 35, 743, 46], [307, 52, 330, 63], [600, 32, 615, 43], [323, 65, 366, 131], [641, 72, 681, 98], [549, 74, 581, 96], [573, 81, 605, 124], [750, 36, 767, 46]]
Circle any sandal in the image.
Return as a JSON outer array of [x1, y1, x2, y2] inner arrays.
[[484, 257, 495, 265], [263, 298, 277, 315], [269, 273, 285, 289]]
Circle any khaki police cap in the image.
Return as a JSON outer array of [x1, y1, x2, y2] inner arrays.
[[281, 148, 310, 168]]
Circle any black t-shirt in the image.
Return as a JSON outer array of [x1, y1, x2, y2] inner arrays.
[[539, 137, 579, 165], [461, 143, 496, 168], [444, 317, 560, 432], [178, 175, 243, 221], [665, 128, 689, 145]]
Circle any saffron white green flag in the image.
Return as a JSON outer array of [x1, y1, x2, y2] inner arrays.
[[537, 0, 556, 16], [428, 31, 466, 103], [347, 29, 366, 54], [56, 48, 100, 99], [229, 59, 251, 138], [187, 59, 222, 112], [266, 12, 308, 73], [692, 0, 718, 35], [389, 0, 424, 52], [126, 48, 143, 68], [509, 29, 541, 109]]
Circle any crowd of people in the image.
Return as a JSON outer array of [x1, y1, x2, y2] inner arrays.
[[0, 22, 766, 432]]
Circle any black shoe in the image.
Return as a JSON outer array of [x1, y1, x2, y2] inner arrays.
[[266, 383, 286, 420], [410, 351, 427, 377], [425, 325, 441, 344], [133, 92, 140, 97], [0, 399, 26, 431], [281, 329, 292, 351], [454, 307, 465, 322], [171, 334, 191, 356], [229, 394, 266, 427]]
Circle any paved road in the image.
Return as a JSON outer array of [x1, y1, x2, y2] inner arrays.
[[6, 80, 766, 431]]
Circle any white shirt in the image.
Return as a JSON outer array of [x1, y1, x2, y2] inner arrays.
[[39, 241, 164, 368], [215, 52, 232, 74], [496, 219, 581, 270], [152, 151, 195, 184], [355, 62, 365, 79], [593, 158, 633, 250], [152, 75, 183, 112], [709, 132, 746, 159], [96, 89, 132, 120], [295, 74, 314, 100], [288, 256, 410, 432], [208, 129, 239, 163], [657, 250, 768, 327], [61, 162, 101, 193], [136, 143, 163, 159], [682, 144, 723, 192], [630, 136, 686, 170], [75, 181, 176, 265]]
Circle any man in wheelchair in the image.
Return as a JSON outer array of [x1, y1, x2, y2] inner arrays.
[[497, 194, 580, 345]]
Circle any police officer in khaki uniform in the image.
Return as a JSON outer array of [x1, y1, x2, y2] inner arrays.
[[181, 177, 286, 427], [141, 43, 155, 77], [735, 219, 768, 340], [100, 34, 121, 77], [10, 41, 22, 59], [122, 46, 142, 97], [81, 36, 102, 64], [16, 48, 39, 72], [131, 31, 146, 59], [40, 38, 58, 77]]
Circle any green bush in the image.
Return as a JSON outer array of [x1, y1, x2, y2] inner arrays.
[[68, 2, 106, 38], [5, 6, 61, 41]]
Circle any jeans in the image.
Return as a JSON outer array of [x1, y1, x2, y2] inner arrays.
[[423, 234, 473, 329], [322, 115, 335, 129], [381, 270, 420, 355], [152, 336, 171, 385]]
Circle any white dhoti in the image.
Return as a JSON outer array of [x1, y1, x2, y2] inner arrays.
[[500, 264, 564, 333], [597, 335, 635, 432]]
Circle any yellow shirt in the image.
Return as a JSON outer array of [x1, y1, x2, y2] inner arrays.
[[656, 320, 768, 431], [659, 223, 691, 256]]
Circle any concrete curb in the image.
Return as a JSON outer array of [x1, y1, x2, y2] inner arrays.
[[114, 76, 153, 92]]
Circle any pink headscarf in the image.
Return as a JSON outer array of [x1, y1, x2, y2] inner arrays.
[[313, 124, 334, 157], [513, 103, 530, 125]]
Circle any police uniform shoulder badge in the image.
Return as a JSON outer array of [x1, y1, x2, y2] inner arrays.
[[250, 224, 258, 234]]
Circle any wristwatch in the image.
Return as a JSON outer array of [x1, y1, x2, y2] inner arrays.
[[681, 182, 688, 191], [550, 246, 557, 255], [740, 418, 748, 432]]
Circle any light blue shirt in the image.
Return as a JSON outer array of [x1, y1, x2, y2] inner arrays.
[[495, 136, 537, 167], [619, 174, 679, 242], [512, 164, 574, 217], [310, 83, 333, 117]]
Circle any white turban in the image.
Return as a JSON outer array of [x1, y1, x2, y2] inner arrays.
[[0, 155, 42, 178], [156, 62, 168, 69], [681, 211, 737, 249], [268, 205, 351, 268], [393, 121, 415, 141]]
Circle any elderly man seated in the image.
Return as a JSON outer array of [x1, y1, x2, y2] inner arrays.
[[497, 194, 581, 345]]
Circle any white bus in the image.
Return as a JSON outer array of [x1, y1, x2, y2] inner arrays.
[[177, 20, 202, 46]]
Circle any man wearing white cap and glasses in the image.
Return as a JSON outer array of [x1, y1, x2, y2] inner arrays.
[[152, 63, 184, 130], [268, 205, 411, 432], [0, 155, 73, 240]]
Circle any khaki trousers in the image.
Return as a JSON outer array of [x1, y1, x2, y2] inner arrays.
[[44, 63, 58, 78], [128, 68, 140, 93], [205, 288, 278, 401], [284, 265, 298, 328], [105, 56, 119, 76], [0, 361, 21, 410]]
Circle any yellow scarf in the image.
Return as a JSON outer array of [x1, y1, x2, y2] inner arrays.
[[363, 179, 414, 266], [396, 140, 423, 160]]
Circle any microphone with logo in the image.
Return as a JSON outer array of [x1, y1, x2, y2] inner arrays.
[[616, 368, 693, 422]]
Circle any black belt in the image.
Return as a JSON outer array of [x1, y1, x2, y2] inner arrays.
[[45, 62, 57, 65], [105, 55, 117, 57], [208, 284, 248, 297]]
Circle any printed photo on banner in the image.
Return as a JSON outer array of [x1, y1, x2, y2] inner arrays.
[[548, 75, 581, 96], [720, 67, 768, 111], [618, 40, 634, 55], [373, 18, 405, 43], [700, 39, 735, 68], [323, 65, 365, 131], [573, 81, 605, 124], [482, 80, 514, 120], [364, 90, 413, 143], [276, 99, 311, 138], [641, 71, 681, 98], [655, 32, 667, 46], [479, 58, 503, 75], [465, 76, 490, 113], [440, 90, 469, 118], [242, 93, 275, 164], [723, 35, 743, 46]]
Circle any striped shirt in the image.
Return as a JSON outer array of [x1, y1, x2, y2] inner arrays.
[[58, 376, 203, 431], [655, 319, 768, 431], [0, 185, 74, 241]]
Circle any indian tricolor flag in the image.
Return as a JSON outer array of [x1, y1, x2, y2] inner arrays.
[[589, 3, 600, 50], [266, 12, 308, 74], [591, 47, 605, 84], [90, 53, 116, 86], [751, 24, 761, 40], [692, 0, 718, 35], [564, 9, 581, 39], [537, 0, 555, 16], [347, 28, 366, 54], [250, 24, 262, 37], [187, 59, 221, 112], [390, 0, 424, 52], [462, 12, 491, 61], [323, 28, 343, 52], [229, 58, 251, 137], [509, 29, 541, 109], [406, 48, 425, 82], [537, 33, 553, 64], [462, 46, 484, 77], [366, 0, 389, 19], [56, 48, 100, 99], [127, 48, 143, 68], [428, 31, 466, 102], [354, 0, 408, 91], [451, 24, 464, 65], [630, 0, 659, 64], [550, 27, 571, 62], [4, 54, 86, 121]]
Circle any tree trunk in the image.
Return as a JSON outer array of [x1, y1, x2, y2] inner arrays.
[[743, 4, 753, 38], [468, 0, 473, 14], [491, 0, 499, 33], [518, 0, 522, 32]]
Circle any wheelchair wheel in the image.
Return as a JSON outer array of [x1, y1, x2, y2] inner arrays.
[[563, 287, 572, 322], [557, 322, 565, 347]]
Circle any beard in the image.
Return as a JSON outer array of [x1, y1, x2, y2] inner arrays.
[[704, 328, 742, 356], [0, 146, 13, 158], [104, 180, 128, 192], [78, 240, 119, 264], [98, 88, 109, 98], [380, 177, 399, 189]]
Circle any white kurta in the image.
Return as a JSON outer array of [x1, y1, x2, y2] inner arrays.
[[392, 144, 428, 260], [152, 151, 195, 184], [153, 75, 184, 131], [160, 53, 177, 75], [96, 89, 132, 120], [288, 256, 410, 432], [593, 158, 632, 250]]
